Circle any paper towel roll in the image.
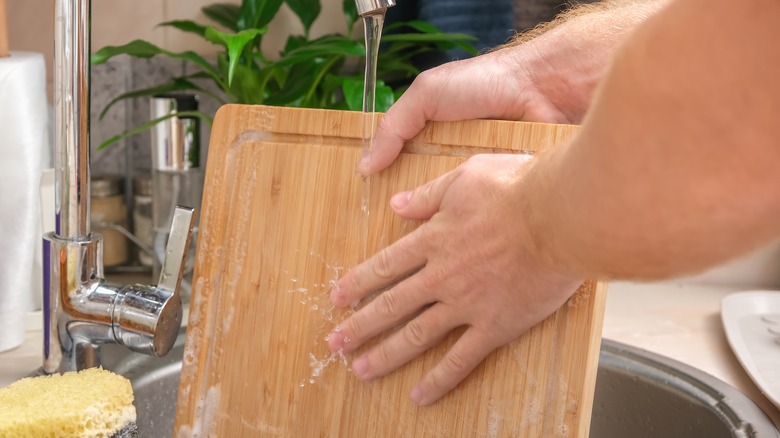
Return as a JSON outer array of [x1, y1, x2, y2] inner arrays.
[[0, 51, 48, 352]]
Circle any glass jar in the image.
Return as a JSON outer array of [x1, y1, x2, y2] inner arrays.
[[133, 175, 154, 267], [150, 94, 201, 300], [91, 176, 129, 267]]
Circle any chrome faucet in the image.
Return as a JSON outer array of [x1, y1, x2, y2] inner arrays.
[[355, 0, 396, 16], [42, 0, 195, 374]]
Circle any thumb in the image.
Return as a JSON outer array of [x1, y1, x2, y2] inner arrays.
[[389, 168, 462, 220]]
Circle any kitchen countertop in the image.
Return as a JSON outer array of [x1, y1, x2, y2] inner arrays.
[[2, 280, 779, 430]]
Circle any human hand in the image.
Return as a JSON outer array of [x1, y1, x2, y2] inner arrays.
[[360, 0, 666, 177], [359, 48, 576, 175], [327, 154, 583, 406]]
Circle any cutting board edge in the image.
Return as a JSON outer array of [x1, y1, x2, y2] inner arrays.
[[209, 104, 580, 154]]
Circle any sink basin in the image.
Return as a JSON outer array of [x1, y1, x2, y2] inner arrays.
[[99, 334, 778, 437], [592, 341, 778, 438]]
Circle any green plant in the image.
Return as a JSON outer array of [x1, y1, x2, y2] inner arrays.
[[92, 0, 477, 148]]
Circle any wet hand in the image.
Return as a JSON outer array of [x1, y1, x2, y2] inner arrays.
[[328, 154, 582, 406], [359, 49, 572, 176]]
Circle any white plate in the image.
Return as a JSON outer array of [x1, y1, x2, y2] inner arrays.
[[721, 291, 780, 410]]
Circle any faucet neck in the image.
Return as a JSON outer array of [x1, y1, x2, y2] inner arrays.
[[54, 0, 91, 240]]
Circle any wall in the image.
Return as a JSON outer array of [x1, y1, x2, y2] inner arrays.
[[6, 0, 347, 98], [6, 0, 351, 175]]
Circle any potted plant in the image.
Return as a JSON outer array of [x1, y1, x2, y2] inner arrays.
[[92, 0, 477, 148]]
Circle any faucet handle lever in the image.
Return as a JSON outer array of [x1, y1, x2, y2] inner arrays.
[[158, 206, 196, 293], [111, 206, 196, 357]]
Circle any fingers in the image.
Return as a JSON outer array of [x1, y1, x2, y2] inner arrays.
[[358, 82, 434, 176], [331, 167, 464, 308], [410, 328, 500, 406], [327, 273, 438, 354], [390, 167, 463, 219], [330, 229, 427, 308], [346, 304, 459, 380]]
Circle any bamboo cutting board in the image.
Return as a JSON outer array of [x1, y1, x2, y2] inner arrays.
[[0, 0, 9, 58], [174, 105, 607, 437]]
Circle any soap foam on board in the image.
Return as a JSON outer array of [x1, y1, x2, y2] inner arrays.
[[283, 249, 354, 386]]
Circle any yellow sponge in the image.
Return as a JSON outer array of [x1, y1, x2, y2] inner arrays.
[[0, 368, 136, 438]]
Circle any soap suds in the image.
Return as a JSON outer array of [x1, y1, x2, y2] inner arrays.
[[238, 416, 284, 436], [486, 398, 502, 438], [283, 249, 354, 386], [188, 384, 221, 438]]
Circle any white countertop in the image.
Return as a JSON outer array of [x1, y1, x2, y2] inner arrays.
[[2, 281, 779, 430]]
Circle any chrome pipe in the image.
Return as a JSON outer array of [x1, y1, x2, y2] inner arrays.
[[54, 0, 90, 239], [355, 0, 395, 17], [45, 0, 195, 373]]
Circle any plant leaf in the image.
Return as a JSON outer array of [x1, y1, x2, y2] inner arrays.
[[342, 77, 362, 111], [98, 111, 214, 150], [384, 20, 441, 33], [382, 32, 478, 55], [91, 40, 225, 89], [382, 20, 479, 55], [374, 82, 395, 112], [265, 61, 319, 106], [381, 32, 477, 44], [202, 3, 241, 32], [376, 57, 420, 78], [98, 77, 220, 120], [273, 35, 363, 66], [238, 0, 284, 30], [342, 0, 359, 32], [229, 62, 267, 104], [285, 0, 321, 36], [282, 35, 309, 54], [301, 56, 343, 107], [204, 26, 268, 86], [158, 20, 208, 38], [342, 77, 394, 112]]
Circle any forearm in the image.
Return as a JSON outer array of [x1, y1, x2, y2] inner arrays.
[[503, 0, 669, 122], [520, 0, 780, 280]]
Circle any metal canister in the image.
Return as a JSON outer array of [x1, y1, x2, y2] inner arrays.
[[150, 94, 202, 298]]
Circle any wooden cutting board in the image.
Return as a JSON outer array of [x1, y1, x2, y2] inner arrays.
[[174, 104, 607, 437], [0, 0, 9, 58]]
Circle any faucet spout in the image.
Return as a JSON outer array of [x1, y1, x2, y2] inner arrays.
[[43, 0, 196, 374], [355, 0, 396, 17], [54, 0, 91, 239]]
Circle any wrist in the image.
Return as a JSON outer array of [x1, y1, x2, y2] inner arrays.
[[503, 0, 667, 123], [509, 152, 586, 286]]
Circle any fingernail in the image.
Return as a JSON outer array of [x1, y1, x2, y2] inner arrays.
[[410, 386, 425, 405], [390, 191, 412, 209], [326, 331, 343, 351], [329, 281, 343, 305], [352, 356, 369, 379], [357, 149, 371, 174]]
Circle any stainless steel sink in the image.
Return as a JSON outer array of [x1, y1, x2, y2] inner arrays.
[[100, 334, 779, 437], [593, 341, 778, 438]]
